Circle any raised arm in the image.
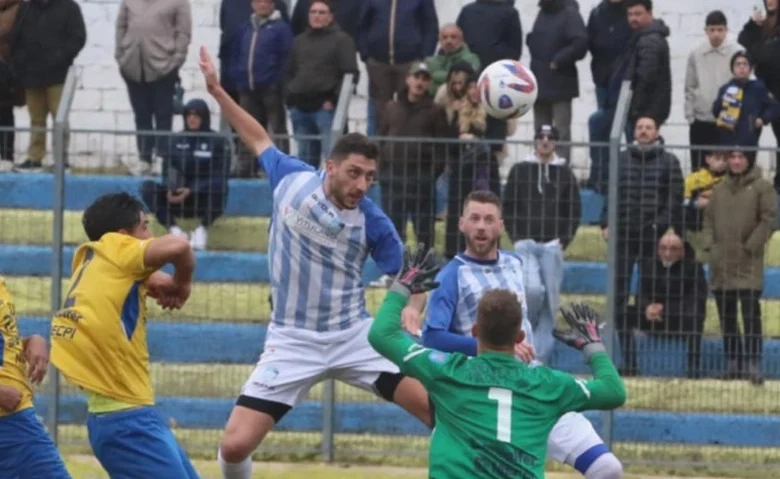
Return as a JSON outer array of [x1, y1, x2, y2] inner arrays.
[[198, 46, 273, 158], [421, 263, 478, 357]]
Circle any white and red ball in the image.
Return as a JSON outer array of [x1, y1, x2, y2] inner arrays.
[[477, 60, 538, 120]]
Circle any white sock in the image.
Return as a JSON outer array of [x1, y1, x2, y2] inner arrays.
[[583, 452, 623, 479], [218, 448, 252, 479]]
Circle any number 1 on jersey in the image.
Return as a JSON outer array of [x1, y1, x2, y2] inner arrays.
[[488, 387, 512, 443]]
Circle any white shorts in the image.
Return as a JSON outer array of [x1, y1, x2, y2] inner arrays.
[[547, 412, 606, 466], [240, 319, 400, 407]]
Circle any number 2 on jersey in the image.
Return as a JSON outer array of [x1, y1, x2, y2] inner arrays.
[[488, 387, 512, 443]]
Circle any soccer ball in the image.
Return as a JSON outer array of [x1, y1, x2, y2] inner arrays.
[[478, 60, 538, 120]]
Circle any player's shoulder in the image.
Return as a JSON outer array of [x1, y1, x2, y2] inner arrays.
[[0, 275, 11, 302], [499, 249, 524, 266], [437, 256, 468, 280], [90, 232, 145, 251], [359, 195, 397, 235]]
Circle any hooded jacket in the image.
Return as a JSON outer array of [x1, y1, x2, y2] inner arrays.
[[12, 0, 85, 88], [164, 99, 230, 196], [586, 0, 631, 87], [502, 153, 581, 248], [607, 19, 671, 124], [527, 0, 588, 102], [703, 159, 777, 291], [231, 10, 292, 92], [601, 141, 684, 233]]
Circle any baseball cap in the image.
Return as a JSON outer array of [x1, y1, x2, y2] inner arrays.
[[535, 124, 559, 140], [408, 61, 431, 77]]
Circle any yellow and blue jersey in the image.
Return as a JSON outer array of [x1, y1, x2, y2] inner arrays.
[[0, 277, 33, 416], [50, 233, 156, 413]]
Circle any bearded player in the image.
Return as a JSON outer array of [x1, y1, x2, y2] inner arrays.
[[414, 190, 624, 479], [197, 46, 431, 479], [369, 245, 626, 478]]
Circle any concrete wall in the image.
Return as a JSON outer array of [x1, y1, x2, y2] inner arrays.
[[20, 0, 769, 174]]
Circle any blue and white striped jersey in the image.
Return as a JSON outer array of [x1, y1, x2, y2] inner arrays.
[[423, 251, 534, 345], [259, 147, 404, 332]]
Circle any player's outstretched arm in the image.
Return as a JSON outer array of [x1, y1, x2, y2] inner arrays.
[[553, 303, 626, 411], [368, 246, 441, 365], [22, 335, 49, 385], [198, 46, 273, 157]]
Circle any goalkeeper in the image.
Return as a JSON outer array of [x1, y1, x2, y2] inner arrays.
[[368, 246, 626, 479]]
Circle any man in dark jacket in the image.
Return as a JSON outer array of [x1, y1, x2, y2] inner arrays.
[[232, 0, 292, 175], [600, 116, 684, 358], [358, 0, 438, 132], [12, 0, 85, 172], [285, 0, 358, 168], [456, 0, 523, 72], [290, 0, 360, 42], [379, 61, 448, 250], [141, 99, 230, 251], [586, 0, 631, 108], [527, 0, 588, 162]]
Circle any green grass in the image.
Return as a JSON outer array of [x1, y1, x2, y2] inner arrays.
[[8, 276, 780, 336], [4, 209, 780, 265]]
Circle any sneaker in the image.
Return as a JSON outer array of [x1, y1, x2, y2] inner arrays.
[[169, 226, 188, 238], [190, 226, 208, 250], [14, 159, 43, 172], [0, 159, 13, 172]]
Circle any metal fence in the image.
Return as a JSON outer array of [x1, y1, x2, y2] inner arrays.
[[2, 73, 780, 476]]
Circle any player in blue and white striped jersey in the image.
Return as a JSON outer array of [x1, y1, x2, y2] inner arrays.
[[420, 190, 624, 479], [197, 48, 431, 479]]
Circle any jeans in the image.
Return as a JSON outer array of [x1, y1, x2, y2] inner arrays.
[[125, 71, 178, 164], [367, 100, 377, 137], [0, 105, 13, 160], [595, 85, 609, 110], [513, 239, 565, 364], [289, 107, 334, 168], [588, 108, 635, 191]]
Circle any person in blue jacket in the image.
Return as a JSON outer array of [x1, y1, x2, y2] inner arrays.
[[141, 99, 230, 250], [713, 51, 780, 148]]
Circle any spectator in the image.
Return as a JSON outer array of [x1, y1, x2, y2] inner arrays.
[[527, 0, 587, 162], [12, 0, 85, 172], [586, 0, 631, 109], [713, 51, 780, 149], [290, 0, 360, 42], [601, 117, 684, 352], [141, 99, 229, 251], [0, 0, 24, 172], [502, 125, 581, 363], [621, 232, 708, 379], [285, 0, 358, 168], [358, 0, 438, 133], [685, 11, 742, 172], [456, 0, 522, 72], [702, 149, 777, 385], [379, 61, 448, 250], [115, 0, 192, 176], [219, 0, 288, 105], [738, 1, 780, 190], [231, 0, 292, 176], [433, 61, 474, 128], [684, 149, 727, 233], [426, 24, 480, 95]]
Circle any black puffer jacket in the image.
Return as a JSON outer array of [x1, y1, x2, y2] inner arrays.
[[586, 0, 631, 87], [601, 141, 684, 233], [527, 0, 588, 102], [456, 0, 523, 71]]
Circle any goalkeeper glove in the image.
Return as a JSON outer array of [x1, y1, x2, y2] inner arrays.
[[390, 244, 441, 296], [553, 302, 606, 359]]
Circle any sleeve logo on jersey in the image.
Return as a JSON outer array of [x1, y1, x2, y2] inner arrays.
[[428, 351, 449, 364]]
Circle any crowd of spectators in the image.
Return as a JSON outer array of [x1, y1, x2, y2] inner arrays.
[[0, 0, 777, 382]]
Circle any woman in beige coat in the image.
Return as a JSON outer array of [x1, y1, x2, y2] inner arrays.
[[702, 149, 777, 385]]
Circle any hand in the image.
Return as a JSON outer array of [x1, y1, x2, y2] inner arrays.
[[459, 133, 475, 140], [694, 196, 710, 209], [553, 302, 604, 351], [167, 188, 191, 205], [514, 342, 536, 363], [401, 306, 422, 336], [0, 385, 22, 412], [756, 118, 764, 128], [24, 335, 49, 385], [199, 46, 221, 94], [391, 244, 441, 295], [323, 100, 335, 111], [645, 303, 664, 322], [601, 227, 609, 241], [147, 273, 190, 310]]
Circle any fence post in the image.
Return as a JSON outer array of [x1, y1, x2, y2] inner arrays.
[[319, 73, 355, 462], [47, 66, 79, 445], [601, 79, 633, 448]]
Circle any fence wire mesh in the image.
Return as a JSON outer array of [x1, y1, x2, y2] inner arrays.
[[2, 123, 780, 475]]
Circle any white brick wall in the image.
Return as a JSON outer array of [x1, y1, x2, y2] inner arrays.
[[17, 0, 770, 174]]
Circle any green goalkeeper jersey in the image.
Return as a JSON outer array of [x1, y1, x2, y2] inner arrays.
[[368, 291, 626, 479]]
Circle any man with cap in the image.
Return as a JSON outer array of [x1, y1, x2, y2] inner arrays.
[[702, 148, 776, 385], [502, 124, 581, 364], [379, 60, 449, 252]]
